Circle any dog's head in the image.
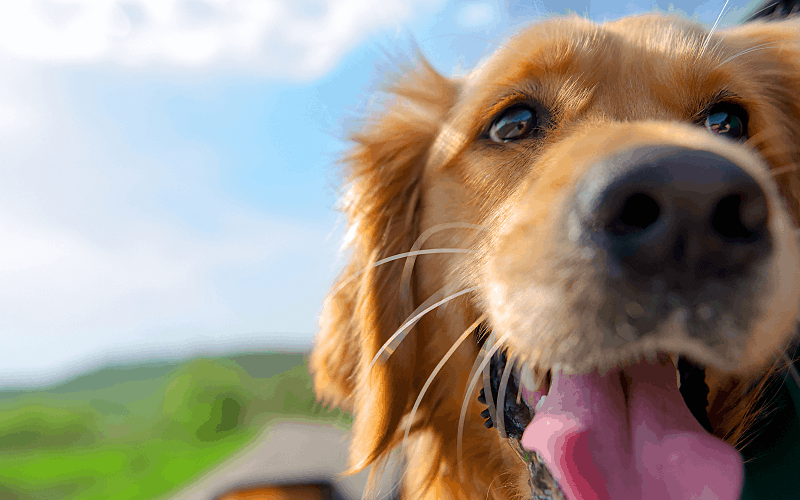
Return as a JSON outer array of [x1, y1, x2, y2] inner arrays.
[[312, 10, 800, 500]]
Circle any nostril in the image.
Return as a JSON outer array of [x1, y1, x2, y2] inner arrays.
[[711, 193, 768, 241], [607, 193, 661, 237], [579, 146, 774, 279]]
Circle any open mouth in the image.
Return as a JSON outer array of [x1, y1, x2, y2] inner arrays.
[[479, 346, 744, 500]]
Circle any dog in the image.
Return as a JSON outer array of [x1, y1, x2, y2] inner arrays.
[[310, 2, 800, 499]]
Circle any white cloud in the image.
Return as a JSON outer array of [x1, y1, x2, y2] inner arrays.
[[456, 2, 498, 29], [0, 61, 345, 385], [0, 60, 40, 133], [0, 0, 440, 80], [0, 195, 341, 384]]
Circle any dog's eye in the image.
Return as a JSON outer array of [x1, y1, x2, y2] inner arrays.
[[703, 104, 747, 141], [489, 105, 539, 143]]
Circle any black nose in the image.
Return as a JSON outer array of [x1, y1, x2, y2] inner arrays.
[[581, 147, 771, 279]]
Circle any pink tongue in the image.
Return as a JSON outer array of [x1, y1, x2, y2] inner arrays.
[[520, 359, 743, 500]]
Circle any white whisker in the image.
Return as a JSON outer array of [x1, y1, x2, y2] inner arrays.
[[369, 286, 445, 365], [369, 287, 479, 371], [783, 352, 800, 390], [457, 330, 513, 483], [373, 451, 405, 500], [457, 336, 494, 485], [532, 0, 542, 19], [401, 315, 487, 454], [400, 223, 485, 305], [485, 472, 506, 500], [324, 248, 475, 306], [747, 1, 780, 19], [702, 0, 729, 56], [714, 42, 782, 69]]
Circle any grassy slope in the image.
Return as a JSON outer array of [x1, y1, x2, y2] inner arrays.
[[0, 352, 351, 500]]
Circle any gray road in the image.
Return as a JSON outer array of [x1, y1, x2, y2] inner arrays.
[[164, 419, 399, 500]]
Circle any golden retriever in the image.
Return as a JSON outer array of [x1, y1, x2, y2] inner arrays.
[[311, 4, 800, 499]]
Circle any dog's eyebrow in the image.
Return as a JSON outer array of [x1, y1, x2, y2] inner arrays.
[[483, 90, 538, 123], [691, 89, 745, 121]]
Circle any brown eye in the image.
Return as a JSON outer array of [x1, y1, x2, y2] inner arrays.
[[704, 104, 747, 141], [489, 105, 539, 143]]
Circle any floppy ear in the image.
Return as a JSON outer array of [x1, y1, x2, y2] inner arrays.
[[309, 57, 459, 471]]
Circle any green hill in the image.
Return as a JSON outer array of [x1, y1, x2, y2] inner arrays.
[[0, 351, 350, 500]]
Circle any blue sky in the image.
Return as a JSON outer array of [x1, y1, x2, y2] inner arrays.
[[0, 0, 761, 386]]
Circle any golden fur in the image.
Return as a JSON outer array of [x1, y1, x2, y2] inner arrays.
[[311, 13, 800, 500]]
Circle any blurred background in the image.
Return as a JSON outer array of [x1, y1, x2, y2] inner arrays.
[[0, 0, 763, 499]]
